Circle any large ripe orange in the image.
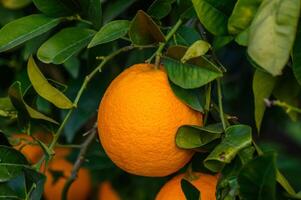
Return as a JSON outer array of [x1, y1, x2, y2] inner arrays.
[[44, 159, 91, 200], [98, 181, 120, 200], [12, 133, 51, 164], [155, 173, 218, 200], [97, 63, 202, 177]]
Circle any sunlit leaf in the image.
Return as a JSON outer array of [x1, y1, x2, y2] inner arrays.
[[247, 0, 300, 76], [1, 0, 31, 10], [37, 27, 95, 64], [27, 56, 73, 109], [204, 125, 252, 172], [129, 10, 165, 45], [0, 14, 61, 52], [292, 20, 301, 86], [176, 123, 223, 149], [181, 40, 211, 63], [253, 69, 277, 132], [88, 20, 130, 48]]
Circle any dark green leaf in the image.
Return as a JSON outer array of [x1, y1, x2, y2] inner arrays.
[[8, 82, 58, 124], [181, 179, 200, 200], [129, 10, 165, 45], [228, 0, 262, 34], [238, 153, 277, 200], [79, 0, 102, 29], [163, 56, 222, 89], [292, 20, 301, 86], [204, 125, 252, 172], [235, 28, 249, 46], [24, 168, 46, 200], [0, 145, 28, 182], [174, 26, 201, 46], [192, 0, 229, 35], [0, 14, 61, 52], [37, 27, 95, 64], [102, 0, 136, 23], [22, 33, 50, 60], [212, 36, 233, 50], [253, 69, 277, 132], [238, 146, 255, 165], [27, 56, 73, 109], [181, 40, 211, 63], [176, 123, 223, 149], [88, 20, 130, 48], [169, 81, 204, 112], [63, 56, 80, 78], [148, 0, 176, 19], [32, 0, 76, 17], [247, 0, 300, 76]]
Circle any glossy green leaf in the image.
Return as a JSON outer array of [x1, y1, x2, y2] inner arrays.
[[181, 179, 200, 200], [235, 28, 249, 46], [238, 153, 276, 200], [32, 0, 76, 17], [102, 0, 136, 23], [0, 145, 28, 182], [88, 20, 130, 48], [204, 125, 252, 172], [253, 69, 277, 132], [27, 57, 73, 109], [181, 40, 211, 63], [0, 14, 61, 52], [292, 20, 301, 86], [169, 81, 204, 112], [176, 123, 223, 149], [37, 27, 95, 64], [79, 0, 102, 29], [8, 82, 58, 124], [174, 26, 201, 46], [212, 36, 233, 50], [247, 0, 300, 76], [163, 56, 222, 89], [148, 0, 176, 19], [129, 10, 165, 45], [1, 0, 31, 10], [228, 0, 262, 34], [192, 0, 229, 35]]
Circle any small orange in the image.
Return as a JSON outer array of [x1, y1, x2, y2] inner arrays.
[[44, 159, 91, 200], [155, 173, 218, 200], [11, 133, 51, 164], [98, 64, 202, 177], [98, 181, 120, 200]]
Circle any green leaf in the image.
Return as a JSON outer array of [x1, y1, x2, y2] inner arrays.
[[176, 123, 223, 149], [181, 179, 200, 200], [37, 27, 95, 64], [0, 97, 17, 119], [32, 0, 76, 17], [192, 0, 232, 35], [79, 0, 102, 29], [88, 20, 130, 48], [228, 0, 262, 34], [238, 146, 255, 165], [292, 20, 301, 86], [174, 26, 202, 46], [1, 0, 31, 10], [23, 168, 46, 200], [276, 170, 296, 196], [0, 182, 18, 198], [247, 0, 300, 76], [234, 28, 249, 46], [169, 81, 204, 112], [253, 69, 277, 132], [181, 40, 211, 63], [212, 36, 233, 50], [102, 0, 136, 23], [0, 14, 61, 52], [0, 145, 28, 182], [238, 153, 277, 200], [163, 56, 222, 89], [129, 10, 165, 45], [147, 0, 176, 19], [27, 56, 73, 109], [204, 125, 252, 172], [8, 82, 58, 124]]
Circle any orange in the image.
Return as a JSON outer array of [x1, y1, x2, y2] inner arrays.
[[155, 173, 218, 200], [98, 181, 120, 200], [97, 63, 202, 177], [44, 158, 91, 200], [11, 133, 51, 164]]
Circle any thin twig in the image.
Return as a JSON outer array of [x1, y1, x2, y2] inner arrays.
[[217, 78, 227, 131], [264, 99, 301, 114], [61, 126, 97, 200]]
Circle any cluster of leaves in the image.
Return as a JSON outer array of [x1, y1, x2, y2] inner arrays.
[[0, 0, 301, 199]]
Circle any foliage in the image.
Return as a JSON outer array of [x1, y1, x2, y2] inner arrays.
[[0, 0, 301, 199]]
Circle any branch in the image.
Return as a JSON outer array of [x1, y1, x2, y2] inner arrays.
[[264, 99, 301, 114], [61, 125, 97, 200]]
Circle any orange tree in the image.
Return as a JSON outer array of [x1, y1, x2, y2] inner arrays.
[[0, 0, 301, 199]]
